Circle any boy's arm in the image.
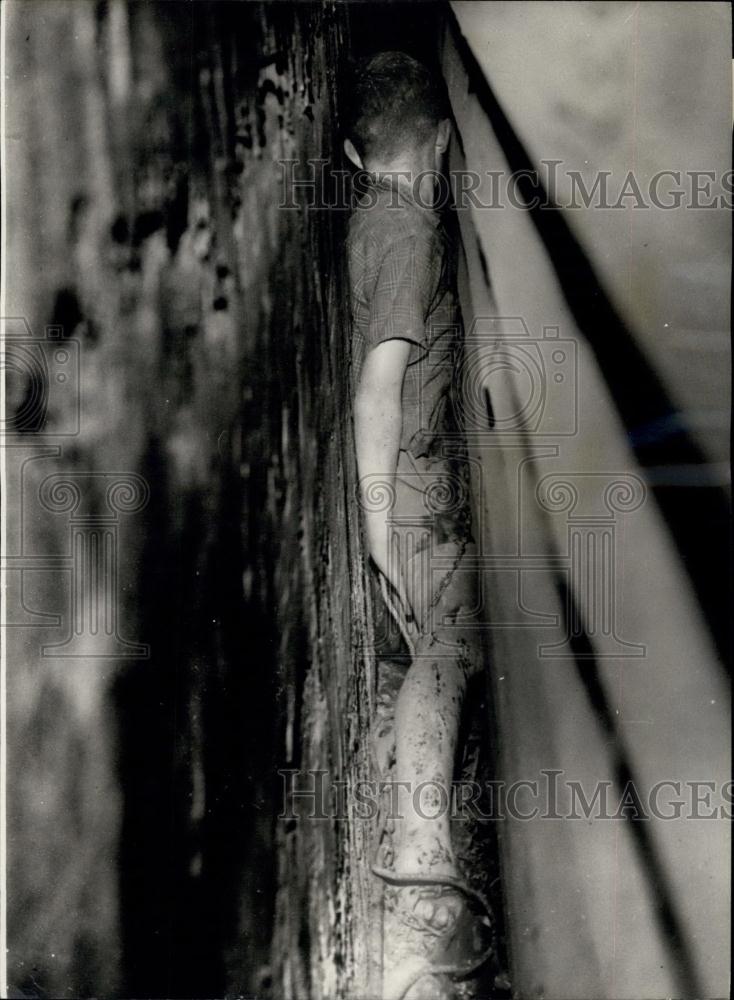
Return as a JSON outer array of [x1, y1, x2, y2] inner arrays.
[[354, 337, 412, 606]]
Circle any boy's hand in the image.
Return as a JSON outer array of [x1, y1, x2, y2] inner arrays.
[[354, 338, 413, 613]]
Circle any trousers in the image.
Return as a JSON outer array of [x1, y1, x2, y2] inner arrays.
[[373, 449, 483, 674]]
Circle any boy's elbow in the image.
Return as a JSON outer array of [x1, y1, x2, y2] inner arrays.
[[354, 378, 377, 416], [356, 339, 411, 407], [353, 379, 402, 430], [355, 368, 402, 411]]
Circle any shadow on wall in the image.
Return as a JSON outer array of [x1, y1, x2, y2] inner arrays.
[[444, 7, 730, 998], [448, 12, 730, 669]]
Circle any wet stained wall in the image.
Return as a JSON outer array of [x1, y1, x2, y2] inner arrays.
[[5, 1, 384, 996]]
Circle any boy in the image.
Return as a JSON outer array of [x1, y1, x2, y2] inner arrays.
[[345, 52, 492, 999]]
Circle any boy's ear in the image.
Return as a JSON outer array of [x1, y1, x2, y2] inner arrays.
[[435, 118, 452, 154], [343, 138, 364, 170]]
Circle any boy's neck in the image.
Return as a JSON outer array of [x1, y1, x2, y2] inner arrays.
[[365, 146, 439, 207]]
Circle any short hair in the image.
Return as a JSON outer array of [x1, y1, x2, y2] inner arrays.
[[345, 51, 449, 162]]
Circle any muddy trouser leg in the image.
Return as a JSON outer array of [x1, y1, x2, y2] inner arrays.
[[374, 453, 493, 999], [375, 450, 481, 873], [390, 536, 482, 874]]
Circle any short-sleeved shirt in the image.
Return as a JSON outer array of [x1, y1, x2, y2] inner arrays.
[[347, 174, 462, 459]]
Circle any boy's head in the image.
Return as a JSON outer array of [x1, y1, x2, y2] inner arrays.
[[344, 51, 451, 172]]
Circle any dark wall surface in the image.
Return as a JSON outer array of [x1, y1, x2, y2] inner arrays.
[[5, 2, 381, 996]]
